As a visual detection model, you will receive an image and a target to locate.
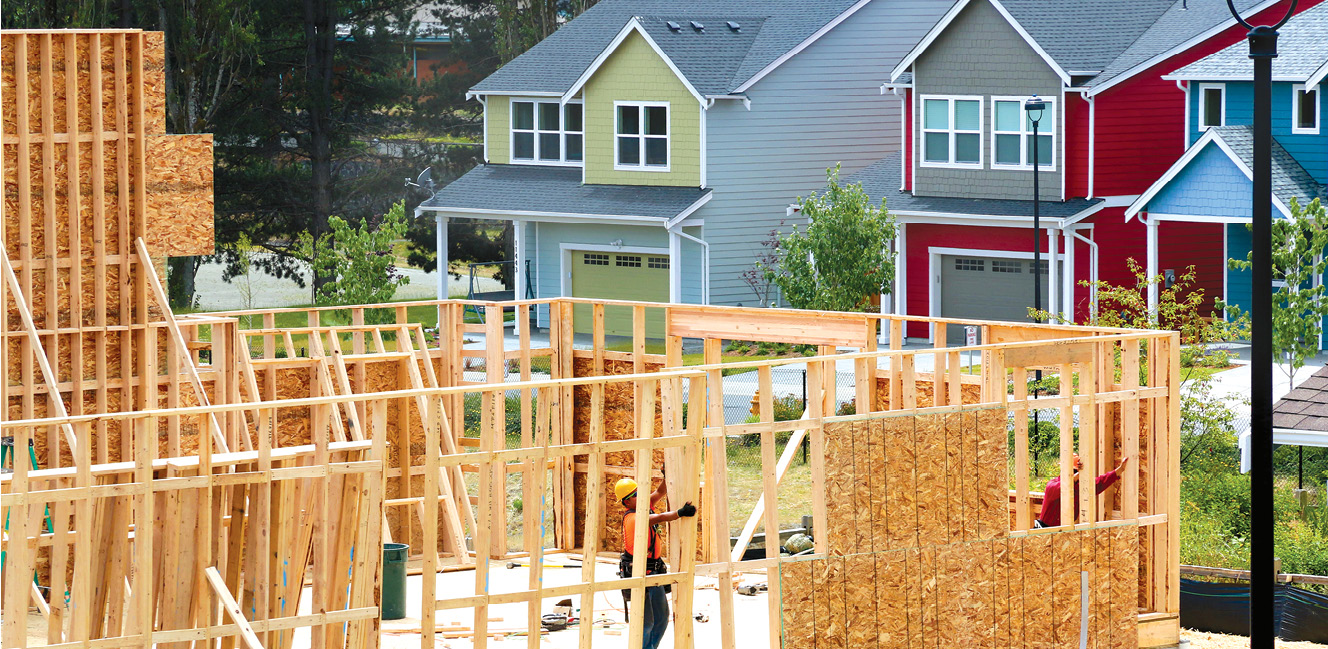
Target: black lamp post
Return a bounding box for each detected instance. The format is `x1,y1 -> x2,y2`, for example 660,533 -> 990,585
1026,96 -> 1047,441
1223,2 -> 1297,647
1026,95 -> 1047,318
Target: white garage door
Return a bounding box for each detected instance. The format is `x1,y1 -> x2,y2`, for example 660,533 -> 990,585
939,255 -> 1056,341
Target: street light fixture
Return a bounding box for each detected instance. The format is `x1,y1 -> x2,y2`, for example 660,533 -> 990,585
1222,2 -> 1298,647
1025,96 -> 1047,319
1026,95 -> 1048,441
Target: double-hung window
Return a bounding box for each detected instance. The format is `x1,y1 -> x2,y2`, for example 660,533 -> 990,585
1293,83 -> 1319,134
511,99 -> 583,164
921,96 -> 982,168
615,101 -> 669,171
991,97 -> 1055,170
1198,83 -> 1225,130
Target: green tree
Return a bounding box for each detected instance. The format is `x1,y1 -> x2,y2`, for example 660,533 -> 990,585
1226,197 -> 1328,385
759,166 -> 896,312
299,200 -> 410,322
212,0 -> 420,301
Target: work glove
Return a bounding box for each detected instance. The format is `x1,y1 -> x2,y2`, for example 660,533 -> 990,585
676,502 -> 697,518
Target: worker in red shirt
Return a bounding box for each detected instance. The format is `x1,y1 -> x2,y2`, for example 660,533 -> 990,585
1036,453 -> 1129,528
614,476 -> 695,649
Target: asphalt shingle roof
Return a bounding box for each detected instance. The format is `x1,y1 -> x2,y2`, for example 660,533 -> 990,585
843,153 -> 1104,219
1207,125 -> 1324,209
1275,365 -> 1328,432
418,164 -> 710,219
1167,1 -> 1328,80
470,0 -> 862,96
1001,0 -> 1175,73
1088,0 -> 1271,88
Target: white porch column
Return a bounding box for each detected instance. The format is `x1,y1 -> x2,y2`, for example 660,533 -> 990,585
1062,229 -> 1076,323
668,229 -> 682,303
1048,229 -> 1059,318
894,223 -> 908,344
436,214 -> 449,300
513,220 -> 525,300
1146,217 -> 1159,315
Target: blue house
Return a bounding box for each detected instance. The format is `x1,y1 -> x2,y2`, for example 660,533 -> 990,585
1126,2 -> 1327,343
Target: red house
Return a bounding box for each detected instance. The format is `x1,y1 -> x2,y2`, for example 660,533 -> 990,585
853,0 -> 1319,339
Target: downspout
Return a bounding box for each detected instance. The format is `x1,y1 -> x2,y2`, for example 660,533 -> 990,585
1079,92 -> 1095,199
1072,229 -> 1099,319
885,85 -> 908,191
670,226 -> 710,305
1176,80 -> 1189,149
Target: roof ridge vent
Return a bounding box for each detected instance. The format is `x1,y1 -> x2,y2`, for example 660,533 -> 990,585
666,20 -> 681,32
726,20 -> 740,32
690,20 -> 704,32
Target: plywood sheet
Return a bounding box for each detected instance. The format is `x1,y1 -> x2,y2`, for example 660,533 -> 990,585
825,420 -> 853,556
876,549 -> 908,649
781,558 -> 816,649
1053,531 -> 1082,649
943,412 -> 964,544
1095,528 -> 1113,649
144,134 -> 214,257
845,552 -> 878,649
885,416 -> 917,549
914,414 -> 946,547
1111,525 -> 1139,649
870,419 -> 888,554
977,408 -> 1008,540
853,422 -> 874,554
1024,533 -> 1054,649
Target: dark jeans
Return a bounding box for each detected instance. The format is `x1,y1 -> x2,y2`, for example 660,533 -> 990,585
641,585 -> 670,649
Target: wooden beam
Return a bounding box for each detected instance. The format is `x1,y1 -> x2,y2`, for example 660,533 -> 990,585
205,566 -> 265,649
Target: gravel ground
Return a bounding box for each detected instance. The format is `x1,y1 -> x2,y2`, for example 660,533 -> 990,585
191,253 -> 502,311
1183,629 -> 1328,648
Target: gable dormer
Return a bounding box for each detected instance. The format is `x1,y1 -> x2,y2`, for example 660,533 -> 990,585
897,0 -> 1067,201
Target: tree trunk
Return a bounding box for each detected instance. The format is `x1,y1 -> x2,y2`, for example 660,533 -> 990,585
305,0 -> 336,303
167,256 -> 197,310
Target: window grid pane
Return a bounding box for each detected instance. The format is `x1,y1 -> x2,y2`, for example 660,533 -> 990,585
564,134 -> 583,161
564,104 -> 583,132
513,102 -> 534,130
954,100 -> 980,131
954,133 -> 980,164
1202,88 -> 1222,127
995,101 -> 1020,131
924,99 -> 948,129
995,134 -> 1021,165
538,133 -> 561,161
513,132 -> 534,160
644,106 -> 668,135
618,136 -> 640,165
924,133 -> 949,163
616,255 -> 642,268
617,105 -> 639,134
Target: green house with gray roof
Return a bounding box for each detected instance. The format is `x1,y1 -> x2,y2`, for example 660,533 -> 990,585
416,0 -> 949,334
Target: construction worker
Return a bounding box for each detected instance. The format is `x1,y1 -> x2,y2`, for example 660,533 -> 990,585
614,476 -> 695,649
1036,453 -> 1129,528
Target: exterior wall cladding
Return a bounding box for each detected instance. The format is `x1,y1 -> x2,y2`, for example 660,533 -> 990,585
702,0 -> 948,307
911,0 -> 1063,201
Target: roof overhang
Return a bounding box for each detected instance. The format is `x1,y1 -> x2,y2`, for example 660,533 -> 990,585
891,200 -> 1107,229
1125,128 -> 1292,222
1240,427 -> 1328,472
889,0 -> 1071,85
561,17 -> 705,106
1058,194 -> 1138,227
1086,0 -> 1284,97
1161,73 -> 1313,82
417,192 -> 712,228
1308,59 -> 1328,91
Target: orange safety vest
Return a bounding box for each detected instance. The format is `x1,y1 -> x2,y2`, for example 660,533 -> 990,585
622,512 -> 662,559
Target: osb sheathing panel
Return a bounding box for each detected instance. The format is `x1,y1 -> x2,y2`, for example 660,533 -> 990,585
145,134 -> 214,256
781,557 -> 815,649
883,416 -> 917,549
845,552 -> 877,649
570,357 -> 670,553
875,375 -> 982,409
1052,531 -> 1082,648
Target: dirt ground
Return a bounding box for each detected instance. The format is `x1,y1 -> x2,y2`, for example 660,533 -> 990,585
1183,628 -> 1328,648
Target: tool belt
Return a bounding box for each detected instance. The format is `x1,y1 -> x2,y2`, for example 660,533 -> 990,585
618,553 -> 671,598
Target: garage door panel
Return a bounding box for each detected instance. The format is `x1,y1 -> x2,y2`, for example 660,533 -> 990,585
570,250 -> 668,337
940,254 -> 1053,342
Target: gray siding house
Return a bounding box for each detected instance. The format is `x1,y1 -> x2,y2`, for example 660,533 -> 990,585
417,0 -> 949,332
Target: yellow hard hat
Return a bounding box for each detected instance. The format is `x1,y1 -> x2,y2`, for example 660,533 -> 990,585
614,478 -> 638,503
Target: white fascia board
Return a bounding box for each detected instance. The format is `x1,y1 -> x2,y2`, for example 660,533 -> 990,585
1058,194 -> 1138,227
1307,59 -> 1328,91
469,90 -> 563,98
890,0 -> 972,82
880,82 -> 913,93
731,0 -> 876,93
665,193 -> 714,229
416,205 -> 684,227
1148,212 -> 1251,224
1272,428 -> 1328,449
561,18 -> 705,106
1125,129 -> 1221,220
1125,128 -> 1293,221
1162,73 -> 1310,82
1087,0 -> 1283,97
893,211 -> 1053,227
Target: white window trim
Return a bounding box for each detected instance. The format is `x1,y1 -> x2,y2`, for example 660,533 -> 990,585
1292,83 -> 1320,135
509,97 -> 584,167
613,100 -> 671,172
989,96 -> 1057,171
1197,83 -> 1225,130
919,94 -> 984,170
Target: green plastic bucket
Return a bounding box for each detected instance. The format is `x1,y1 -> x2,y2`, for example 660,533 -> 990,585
382,543 -> 409,620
